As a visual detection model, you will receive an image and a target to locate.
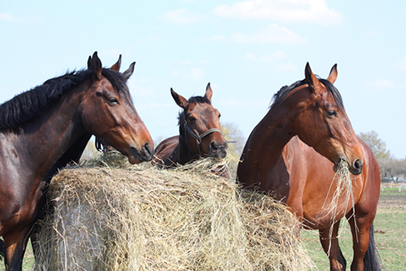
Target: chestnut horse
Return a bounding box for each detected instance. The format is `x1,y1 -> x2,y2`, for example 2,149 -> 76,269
0,52 -> 154,270
153,83 -> 228,168
237,63 -> 381,271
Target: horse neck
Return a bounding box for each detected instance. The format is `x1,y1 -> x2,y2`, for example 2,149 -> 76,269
17,83 -> 89,176
178,125 -> 200,164
245,105 -> 297,167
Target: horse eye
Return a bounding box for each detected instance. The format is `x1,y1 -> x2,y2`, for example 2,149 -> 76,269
109,98 -> 119,105
218,114 -> 221,118
188,116 -> 196,122
327,110 -> 337,117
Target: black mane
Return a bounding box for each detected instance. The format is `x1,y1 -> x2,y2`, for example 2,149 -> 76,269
0,68 -> 128,130
270,77 -> 344,109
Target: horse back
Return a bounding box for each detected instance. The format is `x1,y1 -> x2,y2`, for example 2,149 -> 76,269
153,136 -> 179,167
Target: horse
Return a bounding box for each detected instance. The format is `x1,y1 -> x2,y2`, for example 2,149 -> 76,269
153,83 -> 228,171
237,63 -> 381,271
0,52 -> 154,271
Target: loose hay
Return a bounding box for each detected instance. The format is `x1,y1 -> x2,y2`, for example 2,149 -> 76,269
33,159 -> 313,271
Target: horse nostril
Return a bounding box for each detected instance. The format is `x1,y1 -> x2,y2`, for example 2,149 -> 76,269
142,143 -> 154,161
210,142 -> 218,151
351,159 -> 363,175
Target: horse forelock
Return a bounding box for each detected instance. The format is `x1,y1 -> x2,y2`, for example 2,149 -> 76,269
269,77 -> 344,109
319,78 -> 344,109
0,68 -> 129,130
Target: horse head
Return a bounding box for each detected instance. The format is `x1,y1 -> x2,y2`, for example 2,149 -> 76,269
289,63 -> 363,175
171,83 -> 228,159
81,52 -> 154,164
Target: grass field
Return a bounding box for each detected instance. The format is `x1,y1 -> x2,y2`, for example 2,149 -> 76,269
1,188 -> 405,270
301,188 -> 406,270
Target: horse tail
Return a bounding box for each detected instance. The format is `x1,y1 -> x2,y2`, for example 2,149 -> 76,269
364,223 -> 382,271
0,238 -> 4,258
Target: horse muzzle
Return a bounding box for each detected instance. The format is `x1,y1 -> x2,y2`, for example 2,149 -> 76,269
129,143 -> 154,164
334,157 -> 363,176
208,141 -> 228,159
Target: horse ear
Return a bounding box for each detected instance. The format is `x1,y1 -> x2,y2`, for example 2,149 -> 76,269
305,62 -> 322,93
122,62 -> 135,81
91,52 -> 102,80
171,88 -> 188,108
204,82 -> 213,102
327,64 -> 338,84
110,54 -> 122,72
87,56 -> 92,69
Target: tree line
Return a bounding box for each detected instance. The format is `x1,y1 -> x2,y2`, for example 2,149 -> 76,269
358,131 -> 406,182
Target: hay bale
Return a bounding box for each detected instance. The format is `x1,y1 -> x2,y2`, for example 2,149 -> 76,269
33,160 -> 312,271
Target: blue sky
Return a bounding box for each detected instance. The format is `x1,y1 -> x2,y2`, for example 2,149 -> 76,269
1,0 -> 405,159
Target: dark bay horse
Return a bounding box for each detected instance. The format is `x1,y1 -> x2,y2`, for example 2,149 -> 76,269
237,63 -> 381,271
0,52 -> 154,270
153,83 -> 228,168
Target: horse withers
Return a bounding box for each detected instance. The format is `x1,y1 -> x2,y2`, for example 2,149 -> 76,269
153,83 -> 228,173
0,52 -> 154,270
237,63 -> 381,271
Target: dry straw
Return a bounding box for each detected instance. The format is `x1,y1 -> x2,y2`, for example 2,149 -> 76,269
33,154 -> 313,271
321,160 -> 356,254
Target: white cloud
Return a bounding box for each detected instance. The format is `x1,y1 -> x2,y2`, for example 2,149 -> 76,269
200,24 -> 304,45
245,51 -> 286,62
163,9 -> 203,24
0,13 -> 42,23
127,79 -> 157,98
213,0 -> 343,25
230,23 -> 305,45
275,62 -> 298,72
0,13 -> 14,22
170,67 -> 205,80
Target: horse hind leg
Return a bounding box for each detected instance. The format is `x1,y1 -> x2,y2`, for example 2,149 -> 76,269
319,221 -> 347,271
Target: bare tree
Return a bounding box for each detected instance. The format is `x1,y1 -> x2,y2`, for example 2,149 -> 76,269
358,131 -> 406,181
358,131 -> 390,159
221,122 -> 246,159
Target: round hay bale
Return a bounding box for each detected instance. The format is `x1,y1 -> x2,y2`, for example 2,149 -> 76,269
33,160 -> 313,271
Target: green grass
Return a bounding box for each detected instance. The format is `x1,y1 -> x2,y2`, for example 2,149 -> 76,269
1,190 -> 405,270
301,189 -> 406,270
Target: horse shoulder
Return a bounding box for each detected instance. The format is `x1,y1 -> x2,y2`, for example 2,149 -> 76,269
284,137 -> 337,222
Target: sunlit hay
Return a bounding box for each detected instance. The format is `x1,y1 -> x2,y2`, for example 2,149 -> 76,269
82,150 -> 131,168
33,159 -> 313,271
322,160 -> 356,253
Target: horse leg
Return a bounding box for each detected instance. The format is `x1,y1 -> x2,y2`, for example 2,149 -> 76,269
3,227 -> 31,271
319,221 -> 346,271
347,213 -> 381,271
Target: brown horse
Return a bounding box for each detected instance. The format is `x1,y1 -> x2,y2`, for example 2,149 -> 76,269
153,83 -> 228,168
0,52 -> 154,270
237,63 -> 381,271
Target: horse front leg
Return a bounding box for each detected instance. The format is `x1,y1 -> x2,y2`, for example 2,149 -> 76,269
3,227 -> 31,271
347,213 -> 380,271
319,220 -> 346,271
